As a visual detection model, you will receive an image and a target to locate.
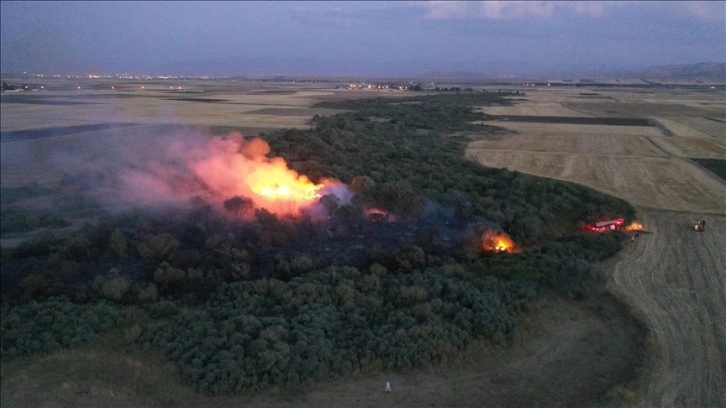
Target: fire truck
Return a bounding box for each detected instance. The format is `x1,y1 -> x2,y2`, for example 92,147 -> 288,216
583,218 -> 625,233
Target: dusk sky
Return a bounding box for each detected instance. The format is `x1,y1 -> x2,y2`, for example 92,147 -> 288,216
1,1 -> 724,77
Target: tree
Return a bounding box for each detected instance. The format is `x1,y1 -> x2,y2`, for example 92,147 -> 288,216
138,233 -> 179,262
224,196 -> 254,218
377,181 -> 422,218
350,176 -> 375,194
319,194 -> 340,218
109,228 -> 127,258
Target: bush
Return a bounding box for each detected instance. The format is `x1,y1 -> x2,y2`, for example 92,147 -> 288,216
1,297 -> 120,357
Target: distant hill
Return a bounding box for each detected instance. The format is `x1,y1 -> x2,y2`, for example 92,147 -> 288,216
413,62 -> 726,82
611,62 -> 726,80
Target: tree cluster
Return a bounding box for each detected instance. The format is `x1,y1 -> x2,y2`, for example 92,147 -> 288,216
139,265 -> 533,393
1,296 -> 120,357
1,91 -> 635,394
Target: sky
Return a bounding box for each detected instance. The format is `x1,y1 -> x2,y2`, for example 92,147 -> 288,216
1,1 -> 724,77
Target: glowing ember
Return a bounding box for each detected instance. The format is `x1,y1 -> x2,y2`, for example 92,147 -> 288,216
625,221 -> 644,232
366,207 -> 388,222
481,231 -> 520,254
366,208 -> 386,216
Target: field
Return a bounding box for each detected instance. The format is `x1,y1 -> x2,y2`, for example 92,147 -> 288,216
610,211 -> 725,407
467,87 -> 726,213
468,85 -> 726,406
0,78 -> 401,135
1,78 -> 724,407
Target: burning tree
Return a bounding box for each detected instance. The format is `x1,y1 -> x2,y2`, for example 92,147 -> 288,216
481,231 -> 520,254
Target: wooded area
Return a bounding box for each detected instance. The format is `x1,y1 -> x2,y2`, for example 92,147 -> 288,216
1,91 -> 635,394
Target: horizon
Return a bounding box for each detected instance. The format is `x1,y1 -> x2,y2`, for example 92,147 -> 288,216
2,1 -> 725,78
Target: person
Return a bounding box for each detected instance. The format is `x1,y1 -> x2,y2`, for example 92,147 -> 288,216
385,381 -> 391,392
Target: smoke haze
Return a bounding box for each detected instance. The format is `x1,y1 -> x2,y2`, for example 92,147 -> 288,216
4,125 -> 350,217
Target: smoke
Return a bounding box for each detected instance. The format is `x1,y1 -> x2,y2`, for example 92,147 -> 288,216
41,126 -> 348,217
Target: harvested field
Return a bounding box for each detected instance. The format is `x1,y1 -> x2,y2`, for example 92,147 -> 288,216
0,82 -> 345,133
468,133 -> 667,157
654,133 -> 726,159
485,114 -> 654,126
466,150 -> 725,213
470,85 -> 726,407
475,91 -> 591,117
652,116 -> 725,140
247,107 -> 348,117
692,159 -> 726,181
609,211 -> 726,407
0,123 -> 139,142
474,120 -> 664,137
564,101 -> 719,118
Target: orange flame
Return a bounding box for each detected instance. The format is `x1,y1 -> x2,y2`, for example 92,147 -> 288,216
366,208 -> 386,216
190,134 -> 329,216
365,207 -> 391,222
481,231 -> 520,254
625,221 -> 644,232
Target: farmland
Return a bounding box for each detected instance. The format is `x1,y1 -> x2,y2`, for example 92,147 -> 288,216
468,85 -> 726,406
1,77 -> 724,407
467,87 -> 725,213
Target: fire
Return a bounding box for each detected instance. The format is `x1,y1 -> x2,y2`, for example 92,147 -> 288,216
481,231 -> 520,254
625,221 -> 644,232
366,207 -> 387,222
189,134 -> 332,216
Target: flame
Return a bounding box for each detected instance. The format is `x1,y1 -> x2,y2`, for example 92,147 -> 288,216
190,134 -> 330,216
625,221 -> 644,232
481,231 -> 520,254
365,207 -> 398,222
366,208 -> 386,216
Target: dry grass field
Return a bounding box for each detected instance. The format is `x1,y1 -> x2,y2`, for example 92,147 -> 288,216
468,85 -> 726,406
467,87 -> 726,213
610,211 -> 726,407
0,79 -> 350,134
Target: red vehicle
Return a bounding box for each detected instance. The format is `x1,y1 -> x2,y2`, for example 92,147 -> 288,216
584,218 -> 625,233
